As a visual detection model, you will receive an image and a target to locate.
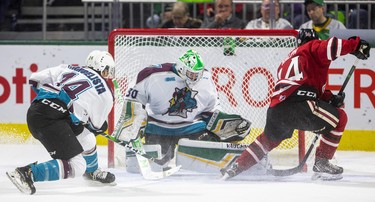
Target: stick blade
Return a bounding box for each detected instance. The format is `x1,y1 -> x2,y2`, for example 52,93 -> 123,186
267,165 -> 303,176
137,153 -> 181,180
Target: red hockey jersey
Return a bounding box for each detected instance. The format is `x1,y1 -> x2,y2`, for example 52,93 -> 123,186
270,37 -> 360,107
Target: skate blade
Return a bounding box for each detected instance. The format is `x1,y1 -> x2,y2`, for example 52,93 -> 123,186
83,177 -> 117,186
6,171 -> 36,195
84,181 -> 117,187
220,173 -> 232,181
312,172 -> 343,181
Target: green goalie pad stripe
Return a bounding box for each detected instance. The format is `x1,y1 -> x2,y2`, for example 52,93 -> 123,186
177,139 -> 247,162
125,150 -> 159,158
125,144 -> 161,158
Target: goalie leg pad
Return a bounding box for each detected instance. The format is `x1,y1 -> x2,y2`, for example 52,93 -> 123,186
125,144 -> 162,173
176,138 -> 270,174
206,110 -> 251,141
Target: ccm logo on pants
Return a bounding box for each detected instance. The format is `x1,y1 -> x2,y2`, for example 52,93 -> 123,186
41,99 -> 67,113
297,90 -> 317,98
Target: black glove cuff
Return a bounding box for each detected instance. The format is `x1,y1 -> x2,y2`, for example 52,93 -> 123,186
85,121 -> 108,135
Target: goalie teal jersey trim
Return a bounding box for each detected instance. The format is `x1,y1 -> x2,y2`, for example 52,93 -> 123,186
145,120 -> 206,136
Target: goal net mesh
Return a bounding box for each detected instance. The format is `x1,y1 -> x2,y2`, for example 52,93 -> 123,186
108,29 -> 315,168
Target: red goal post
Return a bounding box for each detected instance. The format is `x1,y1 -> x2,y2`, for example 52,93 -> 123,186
107,28 -> 310,170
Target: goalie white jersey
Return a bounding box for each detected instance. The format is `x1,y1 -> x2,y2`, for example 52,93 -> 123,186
125,63 -> 221,136
29,64 -> 114,129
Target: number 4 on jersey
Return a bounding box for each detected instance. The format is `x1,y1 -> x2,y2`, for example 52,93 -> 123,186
279,56 -> 303,81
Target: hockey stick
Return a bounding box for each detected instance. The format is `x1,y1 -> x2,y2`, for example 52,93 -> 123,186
338,58 -> 359,95
128,137 -> 181,180
267,59 -> 359,176
101,132 -> 180,180
100,132 -> 173,166
267,133 -> 320,176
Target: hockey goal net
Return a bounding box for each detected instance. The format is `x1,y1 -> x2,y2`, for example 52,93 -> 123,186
107,29 -> 314,170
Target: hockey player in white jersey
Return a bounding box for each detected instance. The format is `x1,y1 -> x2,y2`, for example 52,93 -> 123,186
6,50 -> 115,195
116,49 -> 252,173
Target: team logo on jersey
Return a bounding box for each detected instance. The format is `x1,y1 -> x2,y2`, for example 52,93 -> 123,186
164,87 -> 198,118
279,95 -> 286,102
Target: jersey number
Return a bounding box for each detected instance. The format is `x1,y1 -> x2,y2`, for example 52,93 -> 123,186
59,72 -> 91,100
125,88 -> 138,99
279,56 -> 303,81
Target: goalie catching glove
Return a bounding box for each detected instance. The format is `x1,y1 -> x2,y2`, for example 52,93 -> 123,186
206,110 -> 251,142
113,100 -> 148,142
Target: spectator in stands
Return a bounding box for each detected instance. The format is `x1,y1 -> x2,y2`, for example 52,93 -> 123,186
299,0 -> 346,40
348,9 -> 368,29
161,2 -> 202,28
201,0 -> 246,29
160,3 -> 173,26
245,0 -> 293,29
283,3 -> 311,29
196,2 -> 244,20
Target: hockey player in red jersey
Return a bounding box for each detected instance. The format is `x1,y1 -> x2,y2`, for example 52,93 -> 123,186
221,29 -> 371,181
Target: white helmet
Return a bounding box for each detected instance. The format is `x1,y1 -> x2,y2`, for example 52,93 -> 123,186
86,50 -> 115,79
177,49 -> 205,87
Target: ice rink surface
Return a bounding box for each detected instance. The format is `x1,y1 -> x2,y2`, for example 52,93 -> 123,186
1,143 -> 375,202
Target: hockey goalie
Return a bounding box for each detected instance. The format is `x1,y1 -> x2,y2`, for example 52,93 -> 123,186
113,49 -> 269,174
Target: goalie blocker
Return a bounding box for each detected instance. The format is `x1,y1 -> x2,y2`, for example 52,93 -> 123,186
206,110 -> 251,142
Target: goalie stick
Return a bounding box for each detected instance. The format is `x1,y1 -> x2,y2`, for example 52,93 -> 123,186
108,79 -> 181,180
267,59 -> 359,176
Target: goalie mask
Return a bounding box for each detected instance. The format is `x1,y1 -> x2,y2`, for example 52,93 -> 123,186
86,50 -> 115,79
178,49 -> 205,87
297,28 -> 319,47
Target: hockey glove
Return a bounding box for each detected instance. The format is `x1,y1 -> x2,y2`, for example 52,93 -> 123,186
206,110 -> 252,142
329,92 -> 345,108
85,121 -> 108,136
349,36 -> 370,60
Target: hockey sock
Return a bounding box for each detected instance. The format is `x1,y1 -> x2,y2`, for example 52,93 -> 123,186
82,147 -> 98,173
236,133 -> 281,171
316,109 -> 347,159
31,159 -> 71,181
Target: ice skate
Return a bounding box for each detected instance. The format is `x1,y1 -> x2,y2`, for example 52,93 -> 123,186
6,164 -> 36,195
220,162 -> 242,180
83,169 -> 116,185
312,157 -> 343,181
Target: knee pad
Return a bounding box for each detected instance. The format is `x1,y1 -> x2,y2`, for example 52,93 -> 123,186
69,154 -> 86,178
76,129 -> 97,151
